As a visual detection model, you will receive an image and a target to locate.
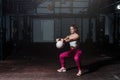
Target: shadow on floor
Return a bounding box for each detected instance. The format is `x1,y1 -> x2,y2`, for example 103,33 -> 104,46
67,57 -> 120,76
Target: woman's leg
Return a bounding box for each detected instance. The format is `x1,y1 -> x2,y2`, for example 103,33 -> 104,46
74,49 -> 82,76
57,50 -> 73,72
59,51 -> 71,68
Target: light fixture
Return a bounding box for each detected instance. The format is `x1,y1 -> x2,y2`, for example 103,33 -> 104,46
117,4 -> 120,10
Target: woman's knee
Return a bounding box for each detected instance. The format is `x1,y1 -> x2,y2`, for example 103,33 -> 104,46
59,53 -> 63,59
76,49 -> 82,55
74,56 -> 79,62
59,52 -> 68,59
74,50 -> 82,61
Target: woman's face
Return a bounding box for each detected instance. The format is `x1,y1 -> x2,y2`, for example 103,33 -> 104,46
70,26 -> 76,34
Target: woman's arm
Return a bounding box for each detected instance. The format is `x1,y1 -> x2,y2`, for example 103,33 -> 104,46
64,34 -> 79,42
56,35 -> 69,42
64,36 -> 69,41
56,34 -> 79,43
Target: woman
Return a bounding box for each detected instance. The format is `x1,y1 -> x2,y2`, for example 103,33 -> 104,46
56,25 -> 82,76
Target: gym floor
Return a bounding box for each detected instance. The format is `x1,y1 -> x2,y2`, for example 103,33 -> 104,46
0,43 -> 120,80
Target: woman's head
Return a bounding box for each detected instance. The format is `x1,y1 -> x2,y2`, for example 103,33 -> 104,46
70,25 -> 79,34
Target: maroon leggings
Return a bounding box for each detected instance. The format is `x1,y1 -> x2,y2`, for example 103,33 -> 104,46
59,48 -> 82,70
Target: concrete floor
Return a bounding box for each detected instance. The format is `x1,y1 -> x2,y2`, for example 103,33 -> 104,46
0,43 -> 120,80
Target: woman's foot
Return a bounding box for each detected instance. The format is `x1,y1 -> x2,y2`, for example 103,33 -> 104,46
57,67 -> 66,72
76,70 -> 82,76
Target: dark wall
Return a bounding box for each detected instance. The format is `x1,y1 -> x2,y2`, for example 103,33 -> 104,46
0,0 -> 120,60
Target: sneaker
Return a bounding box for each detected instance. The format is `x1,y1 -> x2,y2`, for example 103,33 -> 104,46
57,68 -> 66,72
76,70 -> 82,76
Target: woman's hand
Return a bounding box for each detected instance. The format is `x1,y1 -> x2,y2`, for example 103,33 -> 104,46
56,38 -> 60,42
63,36 -> 70,42
64,34 -> 79,42
56,38 -> 64,42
